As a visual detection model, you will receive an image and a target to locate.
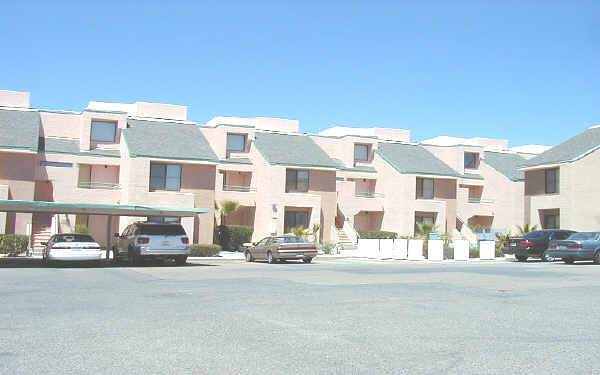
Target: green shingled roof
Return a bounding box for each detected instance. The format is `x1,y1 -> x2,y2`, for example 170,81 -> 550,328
484,151 -> 526,181
376,142 -> 460,177
254,132 -> 339,168
0,109 -> 40,151
123,119 -> 218,162
42,137 -> 120,158
525,127 -> 600,168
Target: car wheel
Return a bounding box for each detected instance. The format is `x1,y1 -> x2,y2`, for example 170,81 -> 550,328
303,258 -> 312,264
593,251 -> 600,265
267,251 -> 276,264
516,255 -> 527,262
175,255 -> 187,266
245,251 -> 254,262
542,252 -> 554,262
564,258 -> 574,264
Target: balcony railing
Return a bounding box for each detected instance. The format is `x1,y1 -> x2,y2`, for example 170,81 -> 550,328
355,192 -> 385,198
77,181 -> 120,190
223,184 -> 257,192
468,198 -> 494,204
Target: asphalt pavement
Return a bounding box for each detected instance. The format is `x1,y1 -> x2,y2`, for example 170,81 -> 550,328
1,258 -> 600,374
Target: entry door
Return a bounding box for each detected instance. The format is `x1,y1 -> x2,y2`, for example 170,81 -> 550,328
284,210 -> 309,233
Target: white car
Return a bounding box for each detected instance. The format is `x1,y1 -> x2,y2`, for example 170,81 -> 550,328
43,233 -> 105,265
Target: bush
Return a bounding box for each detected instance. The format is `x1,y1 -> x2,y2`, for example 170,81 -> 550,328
358,230 -> 397,239
443,245 -> 454,260
318,242 -> 336,254
495,245 -> 504,258
0,234 -> 29,256
469,247 -> 480,258
217,225 -> 253,252
189,244 -> 222,257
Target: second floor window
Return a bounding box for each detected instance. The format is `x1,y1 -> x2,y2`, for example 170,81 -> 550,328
545,168 -> 559,194
286,169 -> 309,192
464,152 -> 479,169
354,144 -> 369,162
416,178 -> 434,199
91,120 -> 117,142
150,164 -> 182,191
227,134 -> 246,152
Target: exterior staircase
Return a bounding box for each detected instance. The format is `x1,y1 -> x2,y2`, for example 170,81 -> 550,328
336,227 -> 358,250
30,215 -> 53,258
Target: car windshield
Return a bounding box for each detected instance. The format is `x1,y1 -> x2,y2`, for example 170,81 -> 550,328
53,234 -> 95,242
524,231 -> 544,240
273,236 -> 305,244
139,224 -> 186,235
567,232 -> 599,241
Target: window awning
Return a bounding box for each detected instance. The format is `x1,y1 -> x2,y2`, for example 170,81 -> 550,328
0,200 -> 208,217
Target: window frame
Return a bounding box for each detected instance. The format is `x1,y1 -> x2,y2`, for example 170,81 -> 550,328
545,168 -> 559,194
416,177 -> 434,199
285,169 -> 310,193
354,143 -> 370,163
464,152 -> 480,170
150,163 -> 182,192
284,210 -> 310,233
544,213 -> 560,229
226,133 -> 247,153
90,120 -> 117,143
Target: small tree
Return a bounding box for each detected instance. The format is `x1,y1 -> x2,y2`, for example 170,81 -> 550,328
292,226 -> 308,237
311,223 -> 320,243
415,222 -> 439,258
216,200 -> 240,226
517,224 -> 538,236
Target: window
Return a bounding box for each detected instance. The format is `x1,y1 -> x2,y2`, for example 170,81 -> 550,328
147,216 -> 181,224
150,164 -> 182,191
415,214 -> 435,233
544,213 -> 559,229
354,144 -> 369,162
40,161 -> 73,168
91,120 -> 117,142
545,168 -> 559,194
284,210 -> 309,233
464,152 -> 479,169
416,178 -> 434,199
226,134 -> 246,152
286,169 -> 309,192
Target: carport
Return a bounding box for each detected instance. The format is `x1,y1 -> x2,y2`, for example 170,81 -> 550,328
0,200 -> 208,253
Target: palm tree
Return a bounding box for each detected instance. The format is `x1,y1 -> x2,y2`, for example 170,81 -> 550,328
311,223 -> 320,243
292,226 -> 308,237
517,224 -> 538,236
216,200 -> 240,226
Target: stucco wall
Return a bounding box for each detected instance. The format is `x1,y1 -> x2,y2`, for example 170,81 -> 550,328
0,152 -> 36,234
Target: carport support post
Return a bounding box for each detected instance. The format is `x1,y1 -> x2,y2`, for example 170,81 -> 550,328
106,215 -> 114,260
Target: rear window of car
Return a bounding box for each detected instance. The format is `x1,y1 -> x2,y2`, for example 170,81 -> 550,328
273,236 -> 305,244
568,232 -> 599,241
53,234 -> 95,242
138,224 -> 186,235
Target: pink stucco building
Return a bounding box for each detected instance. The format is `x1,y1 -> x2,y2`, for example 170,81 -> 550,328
0,89 -> 543,250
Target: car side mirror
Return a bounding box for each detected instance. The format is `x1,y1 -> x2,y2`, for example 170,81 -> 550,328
243,242 -> 254,247
41,242 -> 47,246
114,233 -> 120,238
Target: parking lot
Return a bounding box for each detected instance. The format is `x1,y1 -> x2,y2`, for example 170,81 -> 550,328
2,258 -> 600,374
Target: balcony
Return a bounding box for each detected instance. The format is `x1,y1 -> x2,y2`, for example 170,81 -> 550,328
223,184 -> 257,192
77,181 -> 120,190
355,192 -> 385,199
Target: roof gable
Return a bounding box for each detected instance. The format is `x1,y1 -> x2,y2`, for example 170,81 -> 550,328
377,143 -> 460,177
123,119 -> 218,162
525,127 -> 600,168
0,109 -> 40,151
483,151 -> 526,181
254,132 -> 339,169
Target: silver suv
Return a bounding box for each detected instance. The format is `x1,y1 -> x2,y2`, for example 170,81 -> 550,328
113,222 -> 190,266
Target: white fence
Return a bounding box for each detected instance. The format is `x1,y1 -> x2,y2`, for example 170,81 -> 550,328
355,239 -> 500,262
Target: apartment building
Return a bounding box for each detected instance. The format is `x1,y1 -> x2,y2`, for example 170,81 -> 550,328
522,126 -> 600,231
1,89 -> 543,248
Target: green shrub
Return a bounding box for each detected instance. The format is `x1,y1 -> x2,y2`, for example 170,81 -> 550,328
358,230 -> 397,239
318,242 -> 336,254
0,234 -> 29,256
443,245 -> 454,260
495,245 -> 504,258
190,244 -> 222,257
469,247 -> 480,258
217,225 -> 253,251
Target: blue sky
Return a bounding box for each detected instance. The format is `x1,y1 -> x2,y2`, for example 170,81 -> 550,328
2,1 -> 599,147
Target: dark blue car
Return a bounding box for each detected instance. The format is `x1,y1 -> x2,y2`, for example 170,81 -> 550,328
547,232 -> 600,264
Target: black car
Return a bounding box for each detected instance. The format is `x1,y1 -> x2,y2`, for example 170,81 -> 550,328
503,229 -> 576,262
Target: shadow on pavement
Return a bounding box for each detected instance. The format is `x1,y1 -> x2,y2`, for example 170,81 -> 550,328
0,257 -> 218,269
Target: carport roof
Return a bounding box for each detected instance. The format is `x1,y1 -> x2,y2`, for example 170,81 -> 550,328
0,200 -> 208,216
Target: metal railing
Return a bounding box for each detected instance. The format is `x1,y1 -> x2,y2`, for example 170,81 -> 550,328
355,192 -> 385,198
77,181 -> 120,190
468,198 -> 494,204
223,184 -> 257,192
